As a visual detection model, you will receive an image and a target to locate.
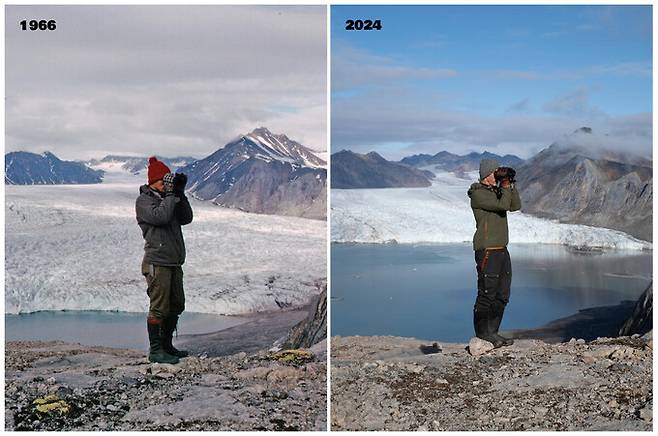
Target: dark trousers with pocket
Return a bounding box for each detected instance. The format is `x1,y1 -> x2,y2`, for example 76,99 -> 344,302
474,247 -> 512,316
141,260 -> 185,320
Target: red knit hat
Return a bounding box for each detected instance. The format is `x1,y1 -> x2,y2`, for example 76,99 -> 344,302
147,156 -> 171,185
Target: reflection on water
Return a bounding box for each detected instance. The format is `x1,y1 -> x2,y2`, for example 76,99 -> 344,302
331,243 -> 651,342
5,311 -> 247,350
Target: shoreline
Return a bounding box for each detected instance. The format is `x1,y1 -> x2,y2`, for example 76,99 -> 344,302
331,299 -> 641,346
6,304 -> 312,357
330,240 -> 652,251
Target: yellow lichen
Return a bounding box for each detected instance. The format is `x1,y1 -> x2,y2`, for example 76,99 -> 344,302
270,349 -> 314,364
33,394 -> 70,415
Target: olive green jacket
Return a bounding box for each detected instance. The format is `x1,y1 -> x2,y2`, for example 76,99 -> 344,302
467,183 -> 522,251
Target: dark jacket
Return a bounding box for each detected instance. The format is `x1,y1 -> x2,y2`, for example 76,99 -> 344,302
136,185 -> 193,266
467,183 -> 521,251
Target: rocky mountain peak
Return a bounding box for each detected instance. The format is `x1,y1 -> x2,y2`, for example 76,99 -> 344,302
42,151 -> 58,160
364,151 -> 386,161
180,128 -> 326,219
238,127 -> 325,169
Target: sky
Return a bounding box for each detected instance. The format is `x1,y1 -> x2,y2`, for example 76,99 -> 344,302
331,5 -> 652,160
6,5 -> 327,160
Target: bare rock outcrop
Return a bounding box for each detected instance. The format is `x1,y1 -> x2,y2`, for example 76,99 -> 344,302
619,283 -> 652,336
279,286 -> 327,350
331,335 -> 652,431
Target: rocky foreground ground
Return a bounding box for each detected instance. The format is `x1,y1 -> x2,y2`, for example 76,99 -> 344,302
6,288 -> 329,431
331,334 -> 653,431
6,339 -> 326,431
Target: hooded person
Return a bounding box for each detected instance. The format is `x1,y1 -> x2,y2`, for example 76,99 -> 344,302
135,157 -> 193,364
467,158 -> 521,348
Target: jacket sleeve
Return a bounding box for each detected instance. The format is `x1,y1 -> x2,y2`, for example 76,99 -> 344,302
136,194 -> 179,226
470,187 -> 513,212
510,187 -> 522,212
176,195 -> 194,225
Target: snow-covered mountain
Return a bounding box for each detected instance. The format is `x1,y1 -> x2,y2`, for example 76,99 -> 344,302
331,169 -> 650,250
400,150 -> 523,175
87,155 -> 196,175
516,128 -> 652,242
5,151 -> 104,185
331,150 -> 434,189
181,127 -> 326,220
236,127 -> 325,169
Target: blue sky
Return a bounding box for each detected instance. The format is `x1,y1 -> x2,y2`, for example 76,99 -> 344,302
332,5 -> 652,159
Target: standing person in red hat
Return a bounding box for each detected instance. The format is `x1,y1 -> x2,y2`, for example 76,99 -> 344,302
135,157 -> 193,364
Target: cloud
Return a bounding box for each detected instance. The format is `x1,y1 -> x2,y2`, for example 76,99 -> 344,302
332,86 -> 651,160
492,62 -> 651,81
542,87 -> 594,114
541,30 -> 568,38
507,98 -> 530,112
332,44 -> 457,92
495,70 -> 543,80
554,120 -> 653,160
587,62 -> 652,77
5,5 -> 327,159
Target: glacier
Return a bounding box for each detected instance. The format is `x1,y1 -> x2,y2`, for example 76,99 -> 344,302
6,168 -> 326,314
331,170 -> 651,250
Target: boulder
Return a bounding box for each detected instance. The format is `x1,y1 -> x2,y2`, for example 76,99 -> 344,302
468,337 -> 494,357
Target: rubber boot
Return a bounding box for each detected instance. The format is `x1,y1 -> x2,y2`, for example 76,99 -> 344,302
147,319 -> 180,364
474,309 -> 504,348
489,306 -> 514,347
162,316 -> 189,358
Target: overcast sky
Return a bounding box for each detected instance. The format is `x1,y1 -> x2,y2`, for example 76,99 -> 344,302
332,5 -> 652,160
6,5 -> 326,160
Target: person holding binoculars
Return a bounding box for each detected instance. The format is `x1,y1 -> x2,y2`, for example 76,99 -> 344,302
467,159 -> 522,348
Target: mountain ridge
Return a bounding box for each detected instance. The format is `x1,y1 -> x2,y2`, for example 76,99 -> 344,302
400,150 -> 524,174
87,155 -> 197,175
6,151 -> 104,185
331,150 -> 434,189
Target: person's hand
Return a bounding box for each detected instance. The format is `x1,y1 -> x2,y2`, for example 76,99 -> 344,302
173,173 -> 188,196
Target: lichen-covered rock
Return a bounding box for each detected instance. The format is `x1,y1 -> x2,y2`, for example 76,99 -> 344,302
269,349 -> 315,365
33,394 -> 70,415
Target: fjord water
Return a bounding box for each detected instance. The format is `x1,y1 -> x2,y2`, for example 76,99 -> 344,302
331,243 -> 651,342
5,311 -> 247,350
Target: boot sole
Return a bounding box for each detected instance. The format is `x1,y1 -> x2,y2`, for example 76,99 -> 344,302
148,356 -> 180,364
476,335 -> 504,349
165,350 -> 189,358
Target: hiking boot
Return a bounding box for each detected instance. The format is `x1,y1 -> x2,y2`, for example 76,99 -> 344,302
147,319 -> 180,364
474,309 -> 504,348
163,316 -> 189,358
489,309 -> 514,347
